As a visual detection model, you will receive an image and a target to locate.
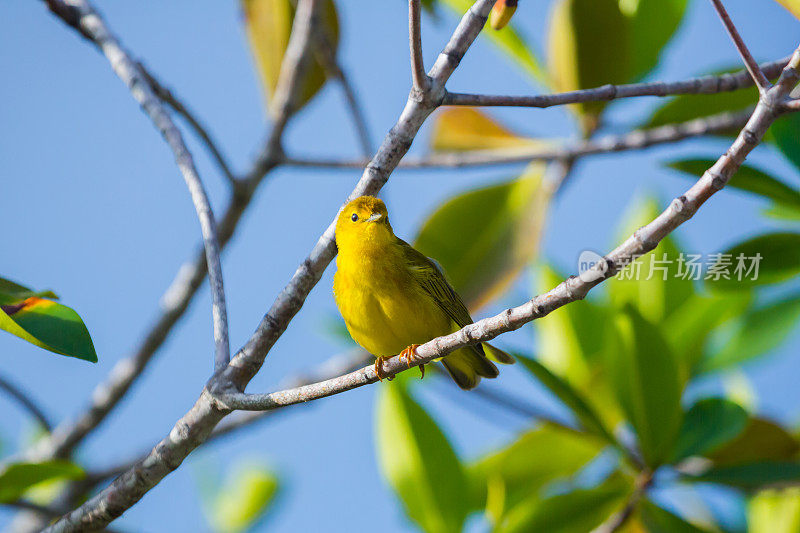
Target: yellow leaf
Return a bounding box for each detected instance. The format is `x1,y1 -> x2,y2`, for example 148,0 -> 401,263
774,0 -> 800,19
429,108 -> 540,152
241,0 -> 338,116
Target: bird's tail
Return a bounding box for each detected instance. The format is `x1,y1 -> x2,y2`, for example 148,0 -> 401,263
441,348 -> 499,390
484,342 -> 516,365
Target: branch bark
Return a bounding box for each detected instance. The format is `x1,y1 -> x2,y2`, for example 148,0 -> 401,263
409,0 -> 428,91
443,57 -> 787,108
709,0 -> 771,92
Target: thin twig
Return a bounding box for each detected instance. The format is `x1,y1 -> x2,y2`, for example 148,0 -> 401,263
282,108 -> 753,169
0,373 -> 53,431
708,0 -> 771,92
38,0 -> 230,374
312,26 -> 372,156
138,63 -> 238,187
443,56 -> 787,108
409,0 -> 428,91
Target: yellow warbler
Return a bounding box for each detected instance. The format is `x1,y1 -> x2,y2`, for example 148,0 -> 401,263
333,196 -> 514,390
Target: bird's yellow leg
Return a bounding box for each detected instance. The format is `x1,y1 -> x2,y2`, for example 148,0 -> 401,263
374,356 -> 389,381
399,344 -> 421,368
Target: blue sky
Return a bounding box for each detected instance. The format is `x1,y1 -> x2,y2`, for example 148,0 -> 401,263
2,0 -> 799,531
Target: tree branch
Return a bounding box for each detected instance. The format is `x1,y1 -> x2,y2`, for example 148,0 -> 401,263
591,471 -> 654,533
708,0 -> 770,92
39,0 -> 230,374
282,108 -> 753,169
409,0 -> 428,91
443,57 -> 788,108
0,373 -> 53,431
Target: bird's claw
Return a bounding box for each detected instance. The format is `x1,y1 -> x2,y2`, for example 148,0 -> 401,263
399,344 -> 422,368
374,356 -> 389,382
418,364 -> 425,380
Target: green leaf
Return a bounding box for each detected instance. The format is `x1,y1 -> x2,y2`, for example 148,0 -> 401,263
709,418 -> 800,466
468,424 -> 606,520
414,166 -> 552,310
547,0 -> 631,132
769,112 -> 800,177
705,233 -> 800,291
700,293 -> 800,373
440,0 -> 548,84
667,160 -> 800,211
643,67 -> 758,129
763,203 -> 800,221
663,291 -> 751,376
376,381 -> 468,533
691,461 -> 800,491
0,278 -> 96,363
622,0 -> 689,81
608,306 -> 683,467
207,461 -> 279,533
241,0 -> 338,115
495,474 -> 631,533
516,354 -> 614,443
640,499 -> 713,532
0,460 -> 84,503
608,197 -> 694,325
672,398 -> 749,461
748,488 -> 800,533
429,108 -> 544,152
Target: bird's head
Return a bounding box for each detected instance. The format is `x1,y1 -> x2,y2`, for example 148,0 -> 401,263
335,196 -> 393,250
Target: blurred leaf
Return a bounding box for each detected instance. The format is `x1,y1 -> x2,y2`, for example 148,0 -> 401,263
241,0 -> 338,115
516,353 -> 614,443
469,424 -> 605,520
643,67 -> 758,129
0,460 -> 84,503
495,474 -> 631,533
769,113 -> 800,176
429,108 -> 541,152
705,232 -> 800,291
441,0 -> 548,84
667,160 -> 800,211
414,166 -> 551,310
640,499 -> 713,532
0,278 -> 96,363
622,0 -> 689,81
547,0 -> 631,132
376,381 -> 468,533
700,293 -> 800,373
608,306 -> 683,467
691,461 -> 800,491
709,418 -> 800,466
672,398 -> 749,462
748,487 -> 800,533
763,203 -> 800,221
774,0 -> 800,18
207,461 -> 279,533
664,291 -> 751,375
608,197 -> 694,324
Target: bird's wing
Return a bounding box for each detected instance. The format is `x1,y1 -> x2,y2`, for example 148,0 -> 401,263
396,238 -> 475,329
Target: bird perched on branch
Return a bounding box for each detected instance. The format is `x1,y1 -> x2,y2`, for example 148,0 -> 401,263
333,196 -> 514,390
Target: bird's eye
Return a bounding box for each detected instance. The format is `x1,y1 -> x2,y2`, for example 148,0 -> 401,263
351,213 -> 358,222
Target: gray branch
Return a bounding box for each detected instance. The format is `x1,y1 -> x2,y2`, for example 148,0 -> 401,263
283,107 -> 753,169
39,0 -> 230,374
709,0 -> 771,91
443,56 -> 787,108
0,373 -> 52,431
409,0 -> 429,91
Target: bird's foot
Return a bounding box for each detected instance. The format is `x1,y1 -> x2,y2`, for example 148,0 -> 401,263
418,364 -> 425,380
374,356 -> 390,381
399,344 -> 421,368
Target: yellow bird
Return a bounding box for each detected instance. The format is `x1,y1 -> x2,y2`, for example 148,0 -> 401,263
333,196 -> 514,390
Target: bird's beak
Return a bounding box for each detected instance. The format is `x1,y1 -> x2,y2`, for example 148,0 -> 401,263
366,213 -> 383,223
